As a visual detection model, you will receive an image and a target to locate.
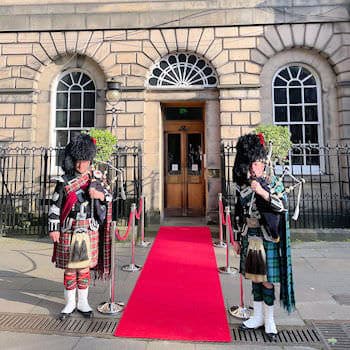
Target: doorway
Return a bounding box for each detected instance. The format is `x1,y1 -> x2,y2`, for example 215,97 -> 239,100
163,105 -> 205,216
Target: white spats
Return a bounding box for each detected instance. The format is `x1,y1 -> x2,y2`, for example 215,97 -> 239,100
242,301 -> 264,329
264,304 -> 278,335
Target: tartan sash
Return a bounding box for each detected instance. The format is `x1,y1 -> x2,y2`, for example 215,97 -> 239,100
61,173 -> 90,224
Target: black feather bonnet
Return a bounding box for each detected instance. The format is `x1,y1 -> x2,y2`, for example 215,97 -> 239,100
62,133 -> 96,174
232,133 -> 267,186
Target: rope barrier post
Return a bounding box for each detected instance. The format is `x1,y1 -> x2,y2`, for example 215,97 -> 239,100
98,220 -> 124,314
137,195 -> 151,248
122,203 -> 142,272
213,193 -> 227,248
218,206 -> 237,275
228,273 -> 251,320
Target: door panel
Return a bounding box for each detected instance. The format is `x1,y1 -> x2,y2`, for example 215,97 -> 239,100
164,120 -> 204,216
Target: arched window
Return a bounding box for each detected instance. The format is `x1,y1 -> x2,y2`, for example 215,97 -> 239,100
273,65 -> 323,168
54,70 -> 96,147
147,53 -> 217,88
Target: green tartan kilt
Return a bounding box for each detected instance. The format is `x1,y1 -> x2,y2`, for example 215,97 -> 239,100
240,228 -> 280,283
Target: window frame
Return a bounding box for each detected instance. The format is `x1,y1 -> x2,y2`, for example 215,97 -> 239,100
50,69 -> 97,173
272,64 -> 325,175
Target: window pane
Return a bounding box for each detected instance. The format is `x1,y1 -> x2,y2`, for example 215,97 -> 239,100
70,92 -> 81,109
83,111 -> 94,127
305,105 -> 318,121
274,106 -> 287,122
56,111 -> 67,127
56,93 -> 68,109
179,53 -> 186,62
168,55 -> 176,64
304,87 -> 317,103
160,60 -> 168,69
291,147 -> 303,165
188,55 -> 196,64
290,106 -> 302,121
289,80 -> 301,86
84,81 -> 95,90
290,124 -> 303,143
80,74 -> 91,86
71,85 -> 81,91
279,68 -> 290,81
57,81 -> 68,91
208,77 -> 217,85
305,124 -> 318,144
289,66 -> 300,78
197,60 -> 205,69
69,111 -> 81,127
274,77 -> 287,86
299,67 -> 311,80
289,88 -> 301,104
84,92 -> 95,108
204,67 -> 212,75
61,74 -> 72,85
149,78 -> 157,86
69,130 -> 83,142
187,134 -> 202,176
71,71 -> 81,83
56,130 -> 68,147
306,148 -> 320,165
274,88 -> 287,104
165,107 -> 202,120
167,134 -> 181,175
303,76 -> 316,85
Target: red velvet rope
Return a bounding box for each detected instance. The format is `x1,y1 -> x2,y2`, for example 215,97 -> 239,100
218,199 -> 226,225
135,197 -> 143,220
218,198 -> 240,253
115,197 -> 143,241
115,210 -> 134,241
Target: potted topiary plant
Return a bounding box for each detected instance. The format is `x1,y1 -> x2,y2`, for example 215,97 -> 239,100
86,128 -> 117,163
255,124 -> 292,164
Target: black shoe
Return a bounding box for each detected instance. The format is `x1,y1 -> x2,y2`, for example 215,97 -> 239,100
77,309 -> 94,318
59,309 -> 75,321
265,332 -> 278,341
239,323 -> 264,331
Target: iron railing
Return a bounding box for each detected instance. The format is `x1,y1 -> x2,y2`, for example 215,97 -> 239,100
0,145 -> 142,236
221,144 -> 350,229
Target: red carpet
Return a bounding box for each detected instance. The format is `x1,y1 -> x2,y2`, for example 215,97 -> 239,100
114,226 -> 231,342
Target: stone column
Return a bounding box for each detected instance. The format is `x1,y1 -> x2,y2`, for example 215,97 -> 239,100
143,100 -> 162,223
205,99 -> 221,223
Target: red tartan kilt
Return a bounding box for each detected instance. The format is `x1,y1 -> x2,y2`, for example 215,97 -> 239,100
53,220 -> 99,269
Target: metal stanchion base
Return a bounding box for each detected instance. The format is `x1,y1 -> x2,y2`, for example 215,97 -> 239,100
137,240 -> 151,248
121,263 -> 142,272
213,240 -> 227,248
218,266 -> 238,275
228,305 -> 251,320
97,301 -> 125,314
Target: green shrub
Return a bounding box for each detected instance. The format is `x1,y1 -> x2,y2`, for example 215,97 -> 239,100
86,128 -> 117,162
255,124 -> 292,162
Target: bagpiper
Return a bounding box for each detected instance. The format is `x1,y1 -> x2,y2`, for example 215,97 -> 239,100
48,133 -> 112,320
233,133 -> 295,341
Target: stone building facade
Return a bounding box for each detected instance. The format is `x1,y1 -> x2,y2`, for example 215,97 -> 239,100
0,1 -> 349,222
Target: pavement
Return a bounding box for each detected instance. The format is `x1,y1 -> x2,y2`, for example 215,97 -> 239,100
0,221 -> 350,349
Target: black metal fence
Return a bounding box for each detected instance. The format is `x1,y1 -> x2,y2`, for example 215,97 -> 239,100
0,145 -> 142,236
221,144 -> 350,229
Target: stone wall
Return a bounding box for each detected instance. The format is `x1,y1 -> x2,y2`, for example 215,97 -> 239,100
0,21 -> 349,146
0,1 -> 349,31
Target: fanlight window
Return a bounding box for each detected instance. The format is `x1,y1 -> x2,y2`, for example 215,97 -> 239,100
55,71 -> 96,148
147,53 -> 217,88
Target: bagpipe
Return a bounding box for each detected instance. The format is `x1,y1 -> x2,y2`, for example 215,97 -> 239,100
238,141 -> 305,242
263,141 -> 305,221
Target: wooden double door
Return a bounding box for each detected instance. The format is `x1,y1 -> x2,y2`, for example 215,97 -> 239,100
164,119 -> 205,216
